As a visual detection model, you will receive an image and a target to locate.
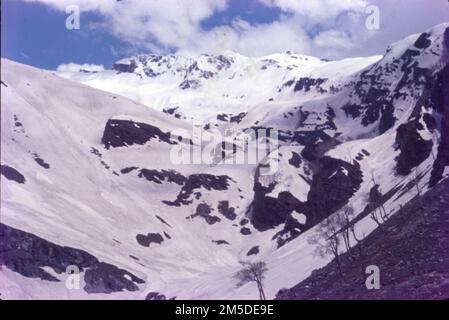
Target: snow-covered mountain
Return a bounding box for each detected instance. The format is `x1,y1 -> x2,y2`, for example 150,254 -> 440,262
1,23 -> 448,299
56,50 -> 379,123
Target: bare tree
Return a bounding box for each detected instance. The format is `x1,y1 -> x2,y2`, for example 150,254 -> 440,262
235,261 -> 268,300
336,205 -> 356,254
368,172 -> 388,224
349,224 -> 367,281
308,214 -> 343,276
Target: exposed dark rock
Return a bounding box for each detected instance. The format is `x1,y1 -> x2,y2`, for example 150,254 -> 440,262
163,174 -> 233,206
246,246 -> 259,256
13,115 -> 24,132
179,80 -> 200,90
84,262 -> 145,294
190,203 -> 221,225
239,219 -> 249,226
305,156 -> 363,226
240,227 -> 251,235
101,119 -> 174,149
361,149 -> 371,156
288,151 -> 302,168
395,120 -> 433,175
155,215 -> 172,228
212,240 -> 230,245
138,169 -> 186,185
251,155 -> 362,245
0,223 -> 95,281
216,112 -> 247,124
300,132 -> 339,163
272,215 -> 304,248
414,32 -> 431,49
145,292 -> 167,300
422,113 -> 436,131
294,77 -> 327,93
430,64 -> 449,186
0,223 -> 144,293
32,154 -> 50,169
113,60 -> 137,73
0,165 -> 25,184
163,107 -> 182,119
136,233 -> 164,247
120,167 -> 139,174
217,201 -> 237,220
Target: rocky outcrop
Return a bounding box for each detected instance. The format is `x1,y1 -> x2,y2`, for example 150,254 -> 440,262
84,262 -> 145,294
136,233 -> 164,247
429,64 -> 449,186
305,157 -> 363,225
212,240 -> 230,245
217,200 -> 237,221
179,79 -> 200,90
251,156 -> 362,246
246,246 -> 259,256
101,119 -> 174,149
293,77 -> 327,93
113,60 -> 137,73
190,203 -> 221,225
0,165 -> 25,184
163,174 -> 233,206
138,169 -> 186,185
395,120 -> 433,175
0,223 -> 144,293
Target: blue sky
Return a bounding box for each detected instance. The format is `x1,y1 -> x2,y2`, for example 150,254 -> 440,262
2,0 -> 448,70
2,0 -> 141,69
1,0 -> 284,69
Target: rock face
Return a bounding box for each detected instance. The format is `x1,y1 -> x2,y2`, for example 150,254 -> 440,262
395,120 -> 433,175
430,64 -> 449,186
293,77 -> 327,93
113,60 -> 137,73
305,157 -> 363,224
163,174 -> 233,206
217,200 -> 237,221
190,203 -> 221,225
138,169 -> 186,185
84,262 -> 145,294
0,223 -> 144,293
251,179 -> 303,232
251,156 -> 363,246
136,233 -> 164,247
145,292 -> 167,300
0,165 -> 25,184
246,246 -> 259,256
101,119 -> 174,149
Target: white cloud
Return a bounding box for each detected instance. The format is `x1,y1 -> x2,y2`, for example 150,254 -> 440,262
24,0 -> 449,59
260,0 -> 367,23
56,63 -> 104,72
